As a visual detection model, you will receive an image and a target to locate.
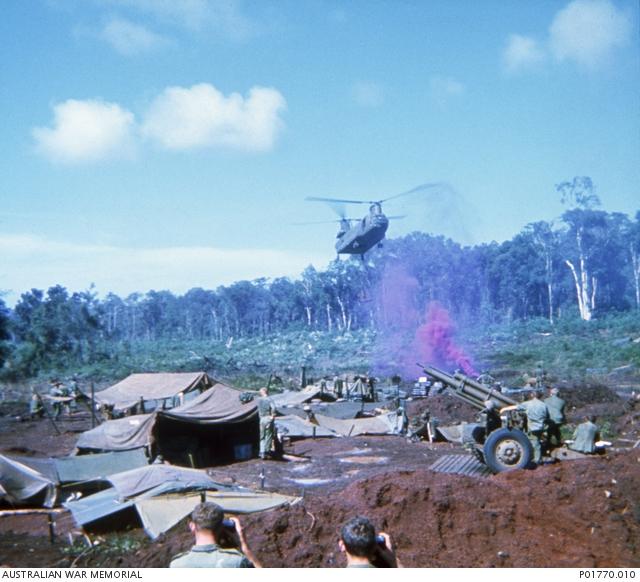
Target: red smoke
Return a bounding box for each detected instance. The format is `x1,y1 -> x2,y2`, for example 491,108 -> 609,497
412,302 -> 477,376
373,264 -> 476,378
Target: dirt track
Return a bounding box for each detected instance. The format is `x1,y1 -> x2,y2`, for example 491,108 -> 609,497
1,387 -> 639,568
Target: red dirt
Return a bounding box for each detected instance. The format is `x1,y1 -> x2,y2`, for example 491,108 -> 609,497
1,388 -> 639,568
42,450 -> 640,568
406,394 -> 478,424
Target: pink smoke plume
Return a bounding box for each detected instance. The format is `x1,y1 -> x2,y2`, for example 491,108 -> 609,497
372,263 -> 477,378
412,302 -> 477,376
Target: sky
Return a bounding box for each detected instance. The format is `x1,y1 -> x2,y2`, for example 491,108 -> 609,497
1,0 -> 638,305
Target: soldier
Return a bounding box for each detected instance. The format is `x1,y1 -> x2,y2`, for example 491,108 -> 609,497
570,415 -> 601,454
544,387 -> 566,446
49,381 -> 64,419
476,371 -> 495,386
502,389 -> 549,464
480,399 -> 501,437
407,409 -> 432,442
68,376 -> 81,413
367,375 -> 377,402
393,401 -> 408,435
339,516 -> 399,568
170,502 -> 260,568
28,387 -> 44,420
257,387 -> 277,459
333,375 -> 344,399
101,403 -> 115,421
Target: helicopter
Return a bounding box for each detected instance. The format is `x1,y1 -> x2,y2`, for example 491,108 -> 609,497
303,183 -> 441,259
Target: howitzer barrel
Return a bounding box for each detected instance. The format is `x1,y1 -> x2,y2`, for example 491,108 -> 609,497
453,373 -> 516,408
419,365 -> 516,410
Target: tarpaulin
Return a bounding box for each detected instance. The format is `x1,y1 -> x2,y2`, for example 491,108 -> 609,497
159,382 -> 257,424
93,372 -> 213,410
272,386 -> 322,408
8,449 -> 149,484
106,464 -> 225,499
76,414 -> 155,452
313,412 -> 398,436
135,490 -> 299,539
65,472 -> 300,539
55,449 -> 149,483
275,415 -> 336,438
0,454 -> 57,507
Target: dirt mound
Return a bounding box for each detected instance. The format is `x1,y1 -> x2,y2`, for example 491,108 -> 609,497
107,451 -> 640,568
615,403 -> 640,441
406,395 -> 477,424
561,384 -> 622,409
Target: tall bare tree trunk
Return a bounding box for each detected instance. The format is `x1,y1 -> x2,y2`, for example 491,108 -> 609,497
564,228 -> 595,321
631,245 -> 640,309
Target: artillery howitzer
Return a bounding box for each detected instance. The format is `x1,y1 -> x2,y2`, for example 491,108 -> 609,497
418,364 -> 534,473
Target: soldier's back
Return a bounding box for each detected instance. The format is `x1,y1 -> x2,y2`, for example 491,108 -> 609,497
544,395 -> 565,423
170,544 -> 253,568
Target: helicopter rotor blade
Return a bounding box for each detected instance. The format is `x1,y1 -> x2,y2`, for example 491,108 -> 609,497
305,196 -> 368,205
375,182 -> 444,204
291,218 -> 352,226
386,214 -> 407,220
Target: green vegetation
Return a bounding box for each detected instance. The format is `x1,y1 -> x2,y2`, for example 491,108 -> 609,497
1,179 -> 638,387
2,313 -> 637,394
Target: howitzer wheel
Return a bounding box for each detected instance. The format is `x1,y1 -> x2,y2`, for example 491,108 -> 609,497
483,428 -> 533,473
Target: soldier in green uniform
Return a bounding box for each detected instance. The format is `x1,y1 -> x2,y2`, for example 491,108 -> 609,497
339,516 -> 399,568
68,376 -> 81,413
28,387 -> 44,420
570,415 -> 600,454
544,387 -> 566,446
502,389 -> 549,464
49,381 -> 64,419
170,502 -> 260,568
257,387 -> 277,459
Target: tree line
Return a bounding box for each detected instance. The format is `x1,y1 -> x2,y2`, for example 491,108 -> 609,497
1,177 -> 639,379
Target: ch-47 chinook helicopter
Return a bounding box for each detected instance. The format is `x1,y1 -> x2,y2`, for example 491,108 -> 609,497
303,183 -> 441,259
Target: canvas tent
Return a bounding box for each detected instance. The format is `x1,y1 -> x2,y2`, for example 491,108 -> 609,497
77,382 -> 259,466
0,450 -> 148,508
93,372 -> 213,411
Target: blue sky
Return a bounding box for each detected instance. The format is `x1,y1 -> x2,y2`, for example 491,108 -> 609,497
1,0 -> 638,304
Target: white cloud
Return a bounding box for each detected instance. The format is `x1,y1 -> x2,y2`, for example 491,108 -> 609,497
351,81 -> 384,108
429,76 -> 465,107
32,83 -> 286,162
0,234 -> 327,305
101,16 -> 169,55
504,0 -> 632,74
142,83 -> 286,151
32,99 -> 136,163
100,0 -> 255,40
549,0 -> 632,68
503,34 -> 545,73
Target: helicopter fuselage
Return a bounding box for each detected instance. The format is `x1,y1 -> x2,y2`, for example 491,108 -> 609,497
335,209 -> 389,255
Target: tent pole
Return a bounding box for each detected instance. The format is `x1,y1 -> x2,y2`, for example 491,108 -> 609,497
90,382 -> 96,428
47,513 -> 56,544
37,393 -> 61,436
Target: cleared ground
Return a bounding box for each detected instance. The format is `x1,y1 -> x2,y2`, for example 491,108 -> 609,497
0,386 -> 639,568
